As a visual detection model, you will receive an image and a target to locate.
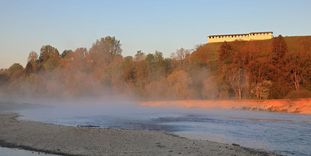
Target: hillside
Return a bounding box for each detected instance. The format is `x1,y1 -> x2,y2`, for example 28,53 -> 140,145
189,35 -> 311,99
192,36 -> 311,71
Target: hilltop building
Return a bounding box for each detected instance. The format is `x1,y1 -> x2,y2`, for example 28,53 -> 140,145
208,32 -> 273,43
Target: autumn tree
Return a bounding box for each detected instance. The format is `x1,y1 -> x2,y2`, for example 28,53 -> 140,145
8,63 -> 24,80
269,35 -> 290,98
285,51 -> 311,90
189,45 -> 210,68
27,51 -> 38,62
167,70 -> 193,99
25,51 -> 39,75
219,41 -> 233,64
271,35 -> 287,65
201,75 -> 218,99
134,50 -> 146,61
250,80 -> 272,99
171,48 -> 191,67
218,41 -> 251,99
2,34 -> 311,100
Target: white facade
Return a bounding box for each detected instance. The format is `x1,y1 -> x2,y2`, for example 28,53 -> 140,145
208,32 -> 273,43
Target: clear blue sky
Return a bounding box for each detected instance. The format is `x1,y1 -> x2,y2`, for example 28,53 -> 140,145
0,0 -> 310,68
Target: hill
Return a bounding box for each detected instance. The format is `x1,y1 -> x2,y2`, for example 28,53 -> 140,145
192,36 -> 311,72
190,35 -> 311,99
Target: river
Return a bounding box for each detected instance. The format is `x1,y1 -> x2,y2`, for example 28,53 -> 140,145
13,101 -> 311,156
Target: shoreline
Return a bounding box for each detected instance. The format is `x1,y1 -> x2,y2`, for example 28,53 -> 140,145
0,113 -> 278,156
141,98 -> 311,115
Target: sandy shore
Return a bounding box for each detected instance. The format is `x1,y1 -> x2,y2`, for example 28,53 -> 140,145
0,113 -> 278,156
142,98 -> 311,115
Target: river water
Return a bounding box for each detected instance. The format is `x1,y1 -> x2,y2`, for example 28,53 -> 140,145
15,101 -> 311,156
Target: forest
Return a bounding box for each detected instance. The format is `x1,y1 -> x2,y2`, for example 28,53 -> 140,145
0,35 -> 310,100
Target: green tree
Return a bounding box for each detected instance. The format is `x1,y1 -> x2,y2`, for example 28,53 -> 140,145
89,36 -> 122,65
39,45 -> 60,63
39,45 -> 60,71
61,49 -> 73,58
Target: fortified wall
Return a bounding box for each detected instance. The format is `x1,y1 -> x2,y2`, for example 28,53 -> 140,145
208,32 -> 273,43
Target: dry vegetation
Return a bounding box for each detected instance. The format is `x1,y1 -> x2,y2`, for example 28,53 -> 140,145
142,98 -> 311,115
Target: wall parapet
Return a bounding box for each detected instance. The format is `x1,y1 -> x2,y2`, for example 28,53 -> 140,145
208,32 -> 273,43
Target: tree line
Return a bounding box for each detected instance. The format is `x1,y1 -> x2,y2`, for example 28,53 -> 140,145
0,35 -> 310,99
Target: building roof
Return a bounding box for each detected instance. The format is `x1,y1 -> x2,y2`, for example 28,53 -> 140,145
249,31 -> 273,34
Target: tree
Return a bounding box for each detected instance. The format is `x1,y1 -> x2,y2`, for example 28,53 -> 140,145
0,73 -> 9,86
27,51 -> 38,62
285,52 -> 311,90
134,50 -> 145,61
271,35 -> 287,65
25,62 -> 37,75
225,65 -> 249,99
39,45 -> 60,63
25,51 -> 39,75
122,56 -> 136,84
219,41 -> 233,64
167,70 -> 193,99
202,75 -> 218,99
89,36 -> 122,65
172,48 -> 190,61
171,48 -> 191,68
145,51 -> 167,81
251,80 -> 272,99
269,35 -> 290,98
38,45 -> 60,71
218,41 -> 252,99
190,45 -> 209,67
133,59 -> 149,96
61,50 -> 73,58
154,51 -> 164,63
8,63 -> 24,79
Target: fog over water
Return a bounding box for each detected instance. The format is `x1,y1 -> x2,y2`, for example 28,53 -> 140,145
4,99 -> 311,156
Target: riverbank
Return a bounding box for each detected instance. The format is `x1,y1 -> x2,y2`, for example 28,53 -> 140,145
0,113 -> 277,156
141,98 -> 311,115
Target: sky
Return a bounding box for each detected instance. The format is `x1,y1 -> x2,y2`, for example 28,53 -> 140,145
0,0 -> 310,68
